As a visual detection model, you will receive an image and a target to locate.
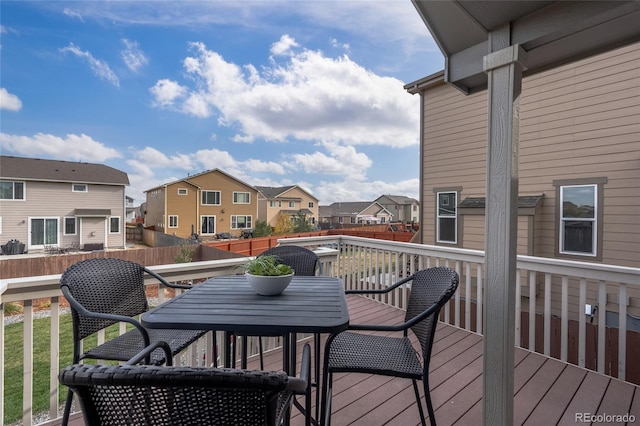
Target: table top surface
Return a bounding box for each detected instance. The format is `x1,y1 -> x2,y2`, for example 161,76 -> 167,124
141,275 -> 350,335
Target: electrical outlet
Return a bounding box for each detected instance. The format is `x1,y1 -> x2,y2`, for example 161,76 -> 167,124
585,304 -> 593,315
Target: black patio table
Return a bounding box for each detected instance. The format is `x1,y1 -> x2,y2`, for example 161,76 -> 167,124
141,273 -> 349,371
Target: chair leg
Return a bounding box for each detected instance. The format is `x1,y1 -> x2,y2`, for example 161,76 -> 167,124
419,378 -> 437,426
61,389 -> 74,426
258,336 -> 264,370
314,333 -> 321,422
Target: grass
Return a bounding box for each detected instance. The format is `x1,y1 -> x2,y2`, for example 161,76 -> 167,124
3,315 -> 129,424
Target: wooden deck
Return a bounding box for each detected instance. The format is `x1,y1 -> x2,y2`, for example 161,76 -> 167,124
55,294 -> 640,426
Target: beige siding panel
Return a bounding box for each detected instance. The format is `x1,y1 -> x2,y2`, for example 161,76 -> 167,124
420,42 -> 640,268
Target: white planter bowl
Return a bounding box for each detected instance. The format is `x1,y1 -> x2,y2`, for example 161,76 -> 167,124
246,272 -> 294,296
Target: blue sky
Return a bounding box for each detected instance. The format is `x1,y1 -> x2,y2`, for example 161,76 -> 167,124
1,1 -> 444,205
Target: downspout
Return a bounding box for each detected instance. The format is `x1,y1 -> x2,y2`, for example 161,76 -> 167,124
418,89 -> 425,244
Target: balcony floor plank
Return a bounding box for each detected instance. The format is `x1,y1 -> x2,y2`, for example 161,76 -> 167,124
45,294 -> 640,426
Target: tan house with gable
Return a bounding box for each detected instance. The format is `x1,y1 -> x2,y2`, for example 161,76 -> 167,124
405,42 -> 640,268
145,169 -> 258,239
318,201 -> 393,228
374,194 -> 420,224
255,185 -> 319,228
0,155 -> 129,252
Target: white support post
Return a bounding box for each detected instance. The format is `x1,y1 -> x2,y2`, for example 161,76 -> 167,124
482,24 -> 528,426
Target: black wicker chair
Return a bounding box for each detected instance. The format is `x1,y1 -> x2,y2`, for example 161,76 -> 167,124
59,342 -> 312,426
320,267 -> 459,426
59,257 -> 208,426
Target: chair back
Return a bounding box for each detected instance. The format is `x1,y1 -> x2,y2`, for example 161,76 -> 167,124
260,246 -> 320,276
60,258 -> 149,341
405,267 -> 459,363
59,364 -> 291,426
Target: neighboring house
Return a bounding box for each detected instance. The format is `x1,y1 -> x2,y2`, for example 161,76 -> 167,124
0,155 -> 129,252
125,196 -> 136,223
255,185 -> 319,228
318,201 -> 393,227
374,194 -> 420,223
144,169 -> 259,239
405,42 -> 640,268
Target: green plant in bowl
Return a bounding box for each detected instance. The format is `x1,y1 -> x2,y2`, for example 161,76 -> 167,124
239,255 -> 294,276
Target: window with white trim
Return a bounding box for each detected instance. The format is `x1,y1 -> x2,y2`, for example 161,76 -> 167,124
30,217 -> 58,247
72,184 -> 88,192
233,192 -> 250,204
559,184 -> 597,256
64,217 -> 77,235
109,217 -> 121,234
270,201 -> 276,207
288,201 -> 295,208
168,215 -> 178,228
201,216 -> 216,234
177,188 -> 188,195
231,215 -> 252,229
0,181 -> 25,200
202,191 -> 221,205
308,201 -> 314,208
437,191 -> 457,244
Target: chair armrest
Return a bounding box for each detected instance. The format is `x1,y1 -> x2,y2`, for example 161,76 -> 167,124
61,286 -> 151,346
344,274 -> 414,295
144,267 -> 194,290
288,343 -> 311,394
126,341 -> 173,366
347,302 -> 442,332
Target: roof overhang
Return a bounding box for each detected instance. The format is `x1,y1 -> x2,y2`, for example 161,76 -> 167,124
75,209 -> 112,217
411,0 -> 640,94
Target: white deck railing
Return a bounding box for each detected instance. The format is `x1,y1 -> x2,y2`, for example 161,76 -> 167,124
1,235 -> 639,425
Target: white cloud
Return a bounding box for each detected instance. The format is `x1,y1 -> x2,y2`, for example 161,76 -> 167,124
0,88 -> 22,111
149,79 -> 187,107
121,39 -> 148,72
63,8 -> 84,22
270,34 -> 299,57
152,38 -> 419,148
59,43 -> 120,87
194,148 -> 237,171
290,143 -> 371,179
0,132 -> 121,161
243,158 -> 285,175
133,147 -> 194,170
314,176 -> 419,205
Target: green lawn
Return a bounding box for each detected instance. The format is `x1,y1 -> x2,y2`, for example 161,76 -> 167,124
4,315 -> 127,424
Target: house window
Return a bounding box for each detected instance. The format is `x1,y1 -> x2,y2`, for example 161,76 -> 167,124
109,217 -> 121,234
0,181 -> 25,200
338,217 -> 343,224
233,192 -> 250,204
202,191 -> 221,205
201,216 -> 216,234
278,201 -> 282,207
289,201 -> 295,208
559,184 -> 599,257
178,188 -> 188,195
437,191 -> 457,244
72,183 -> 88,192
64,217 -> 77,235
168,215 -> 178,228
30,217 -> 58,247
231,215 -> 252,229
350,217 -> 356,224
270,201 -> 276,208
308,201 -> 314,208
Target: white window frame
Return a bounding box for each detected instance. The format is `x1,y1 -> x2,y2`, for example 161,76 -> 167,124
201,191 -> 221,205
559,184 -> 597,257
288,201 -> 295,208
233,192 -> 250,204
308,201 -> 314,208
436,191 -> 457,244
177,188 -> 188,195
269,201 -> 276,208
109,216 -> 121,234
0,180 -> 25,200
29,217 -> 59,249
63,216 -> 77,235
231,215 -> 252,229
168,215 -> 179,228
72,183 -> 88,193
201,215 -> 216,235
